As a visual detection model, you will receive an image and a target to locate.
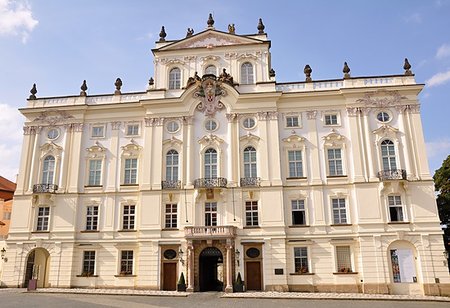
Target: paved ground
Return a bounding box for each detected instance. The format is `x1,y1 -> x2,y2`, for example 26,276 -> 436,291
0,288 -> 449,308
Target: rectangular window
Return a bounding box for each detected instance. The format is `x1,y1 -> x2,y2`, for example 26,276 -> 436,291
36,206 -> 50,231
88,160 -> 102,186
294,247 -> 309,273
82,251 -> 96,275
126,124 -> 139,136
205,202 -> 217,226
291,200 -> 306,225
86,205 -> 99,231
122,205 -> 135,230
327,148 -> 343,176
120,250 -> 133,275
92,125 -> 105,138
165,204 -> 178,229
288,150 -> 303,178
336,246 -> 352,272
286,116 -> 299,128
124,158 -> 138,184
324,114 -> 338,125
388,196 -> 404,222
332,198 -> 347,224
245,201 -> 259,226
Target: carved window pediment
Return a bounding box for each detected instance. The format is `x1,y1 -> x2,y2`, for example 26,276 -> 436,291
282,134 -> 306,149
198,134 -> 224,148
323,129 -> 346,147
163,136 -> 183,147
240,132 -> 260,143
121,140 -> 141,158
40,141 -> 63,158
86,141 -> 106,159
372,125 -> 399,142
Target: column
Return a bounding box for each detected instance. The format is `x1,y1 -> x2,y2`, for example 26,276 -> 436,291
184,116 -> 194,188
67,123 -> 83,193
141,118 -> 154,190
408,105 -> 432,179
267,111 -> 282,186
257,112 -> 270,186
106,122 -> 121,192
28,126 -> 42,193
225,242 -> 233,293
361,109 -> 377,181
187,241 -> 194,292
306,110 -> 322,185
151,118 -> 164,189
226,113 -> 237,186
59,124 -> 73,192
17,126 -> 36,194
346,107 -> 366,182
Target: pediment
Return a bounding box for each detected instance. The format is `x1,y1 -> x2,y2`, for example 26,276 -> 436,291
86,141 -> 106,158
372,125 -> 399,141
121,139 -> 141,157
40,141 -> 63,153
282,134 -> 305,144
239,132 -> 260,143
323,129 -> 346,147
163,136 -> 183,147
198,134 -> 224,147
158,29 -> 264,51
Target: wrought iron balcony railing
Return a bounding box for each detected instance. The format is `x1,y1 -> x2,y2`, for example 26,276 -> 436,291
377,169 -> 407,181
161,180 -> 181,190
194,177 -> 227,189
184,226 -> 236,239
240,177 -> 261,187
33,184 -> 58,194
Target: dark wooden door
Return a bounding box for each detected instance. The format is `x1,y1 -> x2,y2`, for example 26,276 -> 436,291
246,261 -> 262,290
163,263 -> 177,291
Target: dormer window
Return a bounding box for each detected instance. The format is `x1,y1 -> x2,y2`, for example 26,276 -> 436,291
169,67 -> 181,89
241,62 -> 254,84
205,65 -> 217,76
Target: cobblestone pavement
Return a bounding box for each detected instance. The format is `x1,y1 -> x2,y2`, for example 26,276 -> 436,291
32,287 -> 188,297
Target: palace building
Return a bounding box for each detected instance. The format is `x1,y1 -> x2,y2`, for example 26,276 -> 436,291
2,14 -> 449,295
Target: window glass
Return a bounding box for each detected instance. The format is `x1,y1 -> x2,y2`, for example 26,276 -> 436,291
286,116 -> 299,128
92,125 -> 104,138
126,124 -> 139,136
288,150 -> 303,178
381,140 -> 397,170
324,114 -> 338,125
88,159 -> 102,186
205,202 -> 217,226
120,250 -> 133,275
332,198 -> 347,224
42,155 -> 55,184
243,146 -> 257,178
166,120 -> 180,133
388,195 -> 404,221
241,62 -> 254,84
243,117 -> 256,129
377,111 -> 391,122
165,204 -> 178,229
122,205 -> 135,230
245,201 -> 258,226
166,150 -> 179,181
124,158 -> 138,184
83,251 -> 96,275
336,246 -> 352,272
294,247 -> 308,273
86,205 -> 99,231
327,148 -> 343,176
47,128 -> 59,140
169,67 -> 181,89
291,200 -> 306,225
36,206 -> 50,231
205,65 -> 217,75
204,148 -> 217,178
205,119 -> 218,132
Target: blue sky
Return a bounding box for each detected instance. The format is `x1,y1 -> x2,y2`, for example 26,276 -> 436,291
0,0 -> 449,182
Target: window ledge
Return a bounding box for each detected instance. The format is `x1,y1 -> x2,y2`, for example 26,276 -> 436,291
243,226 -> 260,229
120,184 -> 139,187
290,272 -> 315,276
330,224 -> 352,227
114,274 -> 136,277
289,225 -> 310,228
327,175 -> 347,178
118,229 -> 137,232
84,185 -> 103,188
162,228 -> 179,231
286,177 -> 307,180
76,275 -> 98,278
80,230 -> 100,233
32,231 -> 50,234
388,221 -> 410,225
333,272 -> 358,275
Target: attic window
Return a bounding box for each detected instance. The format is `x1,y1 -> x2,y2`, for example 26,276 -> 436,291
241,62 -> 254,84
169,67 -> 181,89
205,65 -> 217,76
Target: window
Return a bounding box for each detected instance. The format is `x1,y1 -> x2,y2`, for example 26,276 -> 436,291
166,150 -> 179,181
377,111 -> 391,123
336,246 -> 352,273
327,148 -> 343,176
204,119 -> 218,132
86,205 -> 99,231
245,201 -> 259,226
3,212 -> 11,220
165,204 -> 177,229
47,128 -> 59,140
332,198 -> 347,224
205,202 -> 217,226
126,124 -> 139,136
294,247 -> 309,273
88,160 -> 102,186
241,62 -> 254,84
388,195 -> 404,222
288,150 -> 303,178
242,117 -> 256,129
120,250 -> 133,275
291,200 -> 306,225
124,158 -> 138,184
243,146 -> 257,178
324,114 -> 338,125
166,120 -> 180,133
42,155 -> 55,184
204,148 -> 218,178
82,251 -> 96,275
122,205 -> 135,230
36,206 -> 50,231
205,65 -> 217,75
381,140 -> 397,170
169,67 -> 181,89
286,116 -> 299,128
92,125 -> 105,138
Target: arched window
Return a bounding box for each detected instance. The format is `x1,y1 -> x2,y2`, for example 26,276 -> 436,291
241,62 -> 254,84
166,150 -> 179,181
169,67 -> 181,89
243,146 -> 257,178
42,155 -> 55,184
205,65 -> 217,75
381,139 -> 397,170
204,148 -> 218,179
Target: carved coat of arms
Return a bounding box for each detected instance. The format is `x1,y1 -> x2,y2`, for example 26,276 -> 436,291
194,75 -> 226,116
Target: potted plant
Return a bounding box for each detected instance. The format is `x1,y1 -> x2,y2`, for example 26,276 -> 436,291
233,272 -> 244,292
177,272 -> 186,292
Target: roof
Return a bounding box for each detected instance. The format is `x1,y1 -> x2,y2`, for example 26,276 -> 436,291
0,176 -> 16,192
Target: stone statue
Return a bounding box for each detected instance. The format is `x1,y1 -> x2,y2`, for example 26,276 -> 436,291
228,24 -> 235,34
218,68 -> 234,85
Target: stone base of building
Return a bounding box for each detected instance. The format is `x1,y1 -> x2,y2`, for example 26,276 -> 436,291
423,283 -> 450,297
288,284 -> 361,293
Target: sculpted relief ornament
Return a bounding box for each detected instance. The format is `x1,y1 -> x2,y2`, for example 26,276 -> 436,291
194,75 -> 226,117
33,110 -> 74,126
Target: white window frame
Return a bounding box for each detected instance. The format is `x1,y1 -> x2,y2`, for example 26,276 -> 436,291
294,247 -> 309,273
86,205 -> 99,231
324,113 -> 340,126
123,158 -> 138,185
82,250 -> 96,275
36,206 -> 50,231
41,155 -> 56,185
287,149 -> 304,178
291,199 -> 307,226
381,139 -> 398,171
335,245 -> 354,273
286,115 -> 300,128
165,149 -> 179,182
91,124 -> 106,138
331,197 -> 348,225
87,159 -> 102,186
119,250 -> 134,275
245,200 -> 259,227
205,202 -> 217,226
165,120 -> 180,133
168,67 -> 181,90
282,135 -> 307,181
388,195 -> 405,222
204,148 -> 218,179
243,146 -> 258,178
327,148 -> 344,176
242,117 -> 257,130
240,62 -> 254,84
164,203 -> 178,229
125,123 -> 140,137
122,204 -> 136,230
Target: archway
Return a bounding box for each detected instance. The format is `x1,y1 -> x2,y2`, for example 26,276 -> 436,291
199,247 -> 223,291
24,248 -> 50,288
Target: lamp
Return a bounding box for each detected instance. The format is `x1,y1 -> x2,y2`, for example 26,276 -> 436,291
1,247 -> 7,262
179,248 -> 185,265
235,249 -> 240,267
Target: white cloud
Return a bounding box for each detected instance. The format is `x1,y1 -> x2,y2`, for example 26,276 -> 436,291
426,139 -> 450,158
436,43 -> 450,59
425,70 -> 450,87
0,103 -> 23,182
0,0 -> 38,43
404,13 -> 422,24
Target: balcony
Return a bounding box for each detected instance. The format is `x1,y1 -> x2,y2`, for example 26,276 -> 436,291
377,169 -> 407,181
185,226 -> 236,239
161,180 -> 181,190
240,177 -> 261,187
33,184 -> 58,194
194,177 -> 227,189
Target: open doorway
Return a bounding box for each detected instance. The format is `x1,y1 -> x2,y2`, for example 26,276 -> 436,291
199,247 -> 223,291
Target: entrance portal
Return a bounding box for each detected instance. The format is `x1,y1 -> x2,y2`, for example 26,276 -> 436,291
24,248 -> 50,288
199,247 -> 223,291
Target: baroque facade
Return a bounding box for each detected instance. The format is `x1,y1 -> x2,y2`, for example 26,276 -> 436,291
3,15 -> 449,295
